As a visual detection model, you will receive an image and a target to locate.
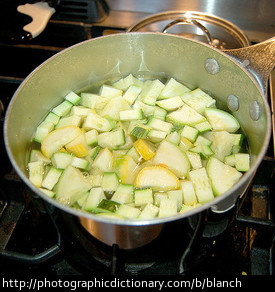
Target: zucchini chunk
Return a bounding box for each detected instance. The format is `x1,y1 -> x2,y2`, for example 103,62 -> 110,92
41,126 -> 82,158
134,166 -> 180,192
204,108 -> 240,133
154,140 -> 190,178
207,157 -> 242,196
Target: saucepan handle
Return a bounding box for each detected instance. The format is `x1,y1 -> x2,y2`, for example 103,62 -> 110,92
162,17 -> 213,46
224,37 -> 275,96
16,1 -> 57,40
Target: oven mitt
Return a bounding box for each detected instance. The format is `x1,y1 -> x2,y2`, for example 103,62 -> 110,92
17,2 -> 55,38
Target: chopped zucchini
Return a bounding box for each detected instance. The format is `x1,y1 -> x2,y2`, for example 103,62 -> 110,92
55,165 -> 92,205
101,172 -> 119,192
111,184 -> 134,204
158,198 -> 177,217
156,96 -> 184,111
99,84 -> 123,98
116,204 -> 141,219
194,121 -> 213,133
186,151 -> 203,170
70,106 -> 93,117
130,126 -> 148,139
166,104 -> 206,126
39,188 -> 56,198
141,79 -> 165,105
158,77 -> 190,99
71,157 -> 89,170
41,126 -> 82,158
97,129 -> 125,150
180,180 -> 198,206
100,96 -> 131,120
224,154 -> 236,167
55,115 -> 82,129
65,133 -> 89,158
188,168 -> 214,203
139,203 -> 159,219
167,190 -> 183,211
51,152 -> 73,169
52,100 -> 73,117
42,167 -> 63,190
153,106 -> 167,120
44,112 -> 60,125
83,187 -> 106,212
179,137 -> 194,151
204,108 -> 240,133
119,108 -> 143,121
85,129 -> 98,147
147,129 -> 167,143
134,188 -> 153,206
123,85 -> 142,105
92,148 -> 114,172
147,117 -> 173,133
154,140 -> 190,178
114,155 -> 138,184
181,88 -> 216,114
82,112 -> 114,132
33,121 -> 55,143
80,93 -> 109,110
181,125 -> 199,143
235,153 -> 250,172
64,91 -> 81,105
134,166 -> 180,192
207,157 -> 242,196
29,149 -> 51,164
134,139 -> 156,160
126,146 -> 141,163
28,161 -> 45,188
165,131 -> 181,145
153,192 -> 168,206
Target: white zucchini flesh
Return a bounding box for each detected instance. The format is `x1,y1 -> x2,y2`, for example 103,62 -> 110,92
116,204 -> 141,219
166,104 -> 206,126
84,187 -> 106,211
158,198 -> 178,217
135,166 -> 180,192
134,188 -> 153,206
158,77 -> 190,99
28,161 -> 45,188
188,168 -> 214,203
41,126 -> 82,158
42,167 -> 63,190
154,140 -> 190,178
111,184 -> 134,204
55,165 -> 92,205
204,108 -> 240,133
207,157 -> 242,196
181,88 -> 216,114
156,96 -> 184,111
139,203 -> 159,219
82,112 -> 114,132
180,180 -> 198,206
97,129 -> 125,149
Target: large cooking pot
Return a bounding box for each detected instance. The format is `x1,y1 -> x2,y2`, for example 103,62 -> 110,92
4,33 -> 274,249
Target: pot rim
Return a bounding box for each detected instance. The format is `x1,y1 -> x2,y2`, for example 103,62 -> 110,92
4,32 -> 272,226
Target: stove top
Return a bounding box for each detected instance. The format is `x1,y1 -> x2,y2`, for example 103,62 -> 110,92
0,0 -> 275,278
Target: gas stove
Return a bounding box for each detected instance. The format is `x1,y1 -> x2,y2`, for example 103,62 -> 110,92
0,0 -> 274,278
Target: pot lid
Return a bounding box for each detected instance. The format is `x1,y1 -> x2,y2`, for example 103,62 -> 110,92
127,11 -> 250,49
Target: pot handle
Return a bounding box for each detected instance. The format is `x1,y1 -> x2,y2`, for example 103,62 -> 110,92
162,18 -> 213,46
223,37 -> 275,96
17,2 -> 56,39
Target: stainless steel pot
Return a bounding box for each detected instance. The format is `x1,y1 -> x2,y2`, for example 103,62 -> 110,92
4,33 -> 274,249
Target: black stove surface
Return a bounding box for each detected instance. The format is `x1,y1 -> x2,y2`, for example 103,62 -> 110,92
0,3 -> 275,281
